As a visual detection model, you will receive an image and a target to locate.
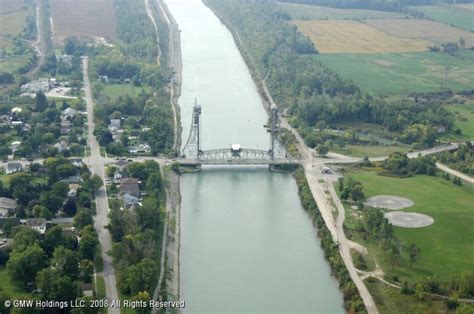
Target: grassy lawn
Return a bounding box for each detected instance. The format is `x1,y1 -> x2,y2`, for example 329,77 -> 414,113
365,278 -> 449,313
277,2 -> 407,20
95,275 -> 106,299
345,170 -> 474,281
408,5 -> 474,32
315,51 -> 474,95
443,102 -> 474,141
332,144 -> 411,158
102,84 -> 152,98
0,267 -> 30,299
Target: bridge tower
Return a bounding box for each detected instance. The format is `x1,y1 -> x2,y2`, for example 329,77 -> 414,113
268,105 -> 280,160
182,99 -> 202,159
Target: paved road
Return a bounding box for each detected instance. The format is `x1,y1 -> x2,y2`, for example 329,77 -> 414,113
82,57 -> 120,313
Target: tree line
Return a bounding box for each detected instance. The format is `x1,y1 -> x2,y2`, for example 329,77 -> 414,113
204,0 -> 455,149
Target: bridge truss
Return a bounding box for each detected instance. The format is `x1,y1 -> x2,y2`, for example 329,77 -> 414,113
180,100 -> 297,166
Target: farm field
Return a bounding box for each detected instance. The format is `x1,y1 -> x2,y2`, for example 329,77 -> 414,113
0,6 -> 28,37
277,2 -> 407,20
443,102 -> 474,141
408,5 -> 474,32
49,0 -> 116,42
315,51 -> 474,95
292,20 -> 430,53
0,0 -> 25,14
365,19 -> 474,47
345,170 -> 474,281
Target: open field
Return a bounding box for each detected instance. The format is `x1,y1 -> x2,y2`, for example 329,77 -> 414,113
277,2 -> 407,20
365,19 -> 474,47
0,0 -> 25,14
292,20 -> 430,53
102,84 -> 152,98
408,5 -> 474,32
443,102 -> 474,141
315,51 -> 474,95
0,8 -> 28,37
49,0 -> 116,42
365,278 -> 449,313
346,170 -> 474,281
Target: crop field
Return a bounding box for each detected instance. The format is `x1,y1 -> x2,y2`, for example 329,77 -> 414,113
292,20 -> 430,54
315,51 -> 474,95
365,19 -> 474,47
50,0 -> 116,42
0,0 -> 25,14
277,2 -> 407,20
0,6 -> 28,37
346,170 -> 474,281
408,5 -> 474,32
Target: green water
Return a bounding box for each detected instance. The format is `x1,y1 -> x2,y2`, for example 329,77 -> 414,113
166,0 -> 344,312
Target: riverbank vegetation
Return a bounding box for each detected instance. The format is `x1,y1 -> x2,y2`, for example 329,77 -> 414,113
106,160 -> 166,302
294,167 -> 365,312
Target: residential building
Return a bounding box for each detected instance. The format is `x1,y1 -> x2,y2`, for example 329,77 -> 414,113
119,178 -> 140,198
6,162 -> 22,174
26,218 -> 47,234
60,120 -> 71,134
0,197 -> 17,217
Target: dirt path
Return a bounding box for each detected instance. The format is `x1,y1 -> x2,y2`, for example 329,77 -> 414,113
144,0 -> 162,65
436,162 -> 474,184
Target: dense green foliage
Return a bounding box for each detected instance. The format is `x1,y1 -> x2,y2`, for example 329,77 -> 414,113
204,0 -> 455,148
382,152 -> 436,177
293,167 -> 364,312
437,142 -> 474,175
107,161 -> 165,298
113,0 -> 159,63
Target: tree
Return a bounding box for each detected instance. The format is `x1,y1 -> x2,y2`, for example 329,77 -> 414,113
132,291 -> 152,314
90,174 -> 103,191
119,258 -> 157,295
35,92 -> 48,112
80,259 -> 94,283
79,226 -> 99,260
7,244 -> 48,287
316,144 -> 329,157
0,72 -> 14,84
74,209 -> 93,231
36,268 -> 81,302
43,225 -> 64,255
52,246 -> 79,279
63,198 -> 78,216
40,191 -> 64,213
408,243 -> 421,268
12,226 -> 41,251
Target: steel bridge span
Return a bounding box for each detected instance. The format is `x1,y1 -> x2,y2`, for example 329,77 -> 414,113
179,100 -> 299,166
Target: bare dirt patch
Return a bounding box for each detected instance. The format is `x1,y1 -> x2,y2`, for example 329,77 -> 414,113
365,195 -> 414,210
384,211 -> 434,228
49,0 -> 116,43
365,19 -> 474,47
292,20 -> 430,54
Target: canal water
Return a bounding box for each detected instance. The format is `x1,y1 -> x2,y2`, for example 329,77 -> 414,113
165,0 -> 344,312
